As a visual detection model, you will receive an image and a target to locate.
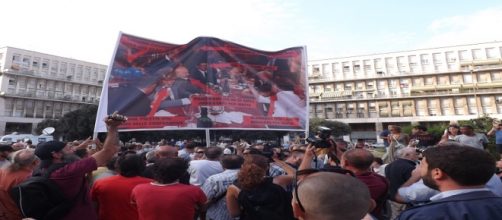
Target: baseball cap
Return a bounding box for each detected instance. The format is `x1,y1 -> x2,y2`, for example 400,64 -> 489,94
34,141 -> 67,160
0,144 -> 14,152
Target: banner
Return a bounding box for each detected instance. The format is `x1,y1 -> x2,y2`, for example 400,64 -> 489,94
94,33 -> 307,132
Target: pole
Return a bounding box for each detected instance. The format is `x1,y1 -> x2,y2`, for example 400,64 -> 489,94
205,129 -> 210,147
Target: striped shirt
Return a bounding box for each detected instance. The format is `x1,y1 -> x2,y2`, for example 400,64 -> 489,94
201,169 -> 239,220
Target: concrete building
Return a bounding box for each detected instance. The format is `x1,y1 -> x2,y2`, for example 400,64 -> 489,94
0,47 -> 106,135
308,42 -> 502,141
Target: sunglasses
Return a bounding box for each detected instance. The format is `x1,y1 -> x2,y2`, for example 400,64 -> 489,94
195,151 -> 204,154
293,168 -> 354,212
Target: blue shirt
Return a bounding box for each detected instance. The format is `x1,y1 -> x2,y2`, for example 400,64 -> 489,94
201,169 -> 240,220
496,130 -> 502,144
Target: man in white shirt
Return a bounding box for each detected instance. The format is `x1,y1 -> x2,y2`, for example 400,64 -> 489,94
189,147 -> 224,186
454,125 -> 488,150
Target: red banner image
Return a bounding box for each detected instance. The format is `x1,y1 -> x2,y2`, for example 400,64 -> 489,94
96,33 -> 307,131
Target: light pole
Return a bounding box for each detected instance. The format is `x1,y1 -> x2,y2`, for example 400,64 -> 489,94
469,64 -> 480,118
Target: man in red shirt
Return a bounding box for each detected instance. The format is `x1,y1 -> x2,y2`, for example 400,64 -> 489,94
341,148 -> 389,219
0,149 -> 39,220
132,157 -> 207,220
33,114 -> 125,220
91,154 -> 152,220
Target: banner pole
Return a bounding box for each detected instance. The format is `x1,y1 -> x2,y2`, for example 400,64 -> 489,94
205,129 -> 211,147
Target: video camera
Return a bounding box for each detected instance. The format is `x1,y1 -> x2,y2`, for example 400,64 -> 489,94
306,126 -> 333,148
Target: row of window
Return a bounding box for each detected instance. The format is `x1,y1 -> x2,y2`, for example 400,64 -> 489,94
311,96 -> 502,113
310,47 -> 502,76
309,71 -> 502,93
3,98 -> 87,118
10,53 -> 106,82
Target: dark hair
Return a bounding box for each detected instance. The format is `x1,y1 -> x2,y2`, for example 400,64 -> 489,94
221,155 -> 244,169
423,144 -> 495,186
373,157 -> 383,165
413,125 -> 427,132
153,158 -> 188,184
74,148 -> 88,159
185,142 -> 197,150
460,125 -> 474,130
343,149 -> 374,170
118,154 -> 145,177
106,156 -> 118,171
205,147 -> 223,160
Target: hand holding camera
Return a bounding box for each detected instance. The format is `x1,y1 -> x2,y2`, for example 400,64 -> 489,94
105,111 -> 127,128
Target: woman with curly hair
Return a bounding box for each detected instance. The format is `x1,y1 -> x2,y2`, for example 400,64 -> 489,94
225,154 -> 294,220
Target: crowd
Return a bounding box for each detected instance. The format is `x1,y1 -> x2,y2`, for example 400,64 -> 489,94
1,117 -> 502,220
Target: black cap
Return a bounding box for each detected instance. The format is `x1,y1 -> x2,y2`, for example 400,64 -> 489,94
0,144 -> 14,152
35,141 -> 66,160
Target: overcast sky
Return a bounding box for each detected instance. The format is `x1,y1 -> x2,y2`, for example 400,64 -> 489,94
2,0 -> 502,64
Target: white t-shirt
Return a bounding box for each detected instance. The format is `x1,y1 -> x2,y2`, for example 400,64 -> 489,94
453,133 -> 489,150
188,160 -> 223,186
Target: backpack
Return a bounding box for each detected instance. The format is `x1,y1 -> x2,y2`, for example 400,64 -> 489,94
9,163 -> 80,220
237,177 -> 294,220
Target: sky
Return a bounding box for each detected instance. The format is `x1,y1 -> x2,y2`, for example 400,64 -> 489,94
1,0 -> 502,65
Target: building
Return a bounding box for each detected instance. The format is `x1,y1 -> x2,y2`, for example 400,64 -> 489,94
0,47 -> 106,135
308,42 -> 502,141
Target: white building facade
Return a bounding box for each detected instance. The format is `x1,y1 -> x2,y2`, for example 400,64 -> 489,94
308,42 -> 502,140
0,47 -> 106,135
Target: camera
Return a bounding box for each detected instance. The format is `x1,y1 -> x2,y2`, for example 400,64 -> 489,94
306,126 -> 333,148
107,112 -> 128,121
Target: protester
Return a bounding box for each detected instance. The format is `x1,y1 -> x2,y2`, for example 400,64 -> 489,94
384,147 -> 418,219
33,115 -> 124,220
226,154 -> 294,220
0,149 -> 40,220
292,172 -> 372,220
188,146 -> 224,186
91,154 -> 152,220
341,148 -> 389,219
383,125 -> 409,163
201,155 -> 244,220
397,144 -> 502,219
179,141 -> 197,161
439,124 -> 461,144
409,125 -> 435,148
454,125 -> 489,150
487,119 -> 502,159
131,157 -> 206,220
0,144 -> 14,169
142,144 -> 184,181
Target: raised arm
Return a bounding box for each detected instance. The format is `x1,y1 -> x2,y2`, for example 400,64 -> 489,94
91,113 -> 126,166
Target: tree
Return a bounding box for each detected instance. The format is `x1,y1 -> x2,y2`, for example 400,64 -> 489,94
58,105 -> 98,141
309,118 -> 351,138
35,119 -> 63,139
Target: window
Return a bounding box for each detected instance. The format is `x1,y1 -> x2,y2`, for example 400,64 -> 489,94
463,74 -> 473,83
312,64 -> 320,75
322,64 -> 330,75
459,50 -> 469,61
486,48 -> 497,59
397,56 -> 406,67
432,53 -> 442,64
8,79 -> 16,86
32,57 -> 40,68
385,57 -> 394,68
445,51 -> 456,63
472,49 -> 482,60
363,60 -> 372,71
420,54 -> 429,65
332,63 -> 340,73
342,62 -> 350,72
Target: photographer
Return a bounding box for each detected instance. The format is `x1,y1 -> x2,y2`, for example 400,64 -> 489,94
305,127 -> 341,168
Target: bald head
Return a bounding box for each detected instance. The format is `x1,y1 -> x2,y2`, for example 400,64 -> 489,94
295,172 -> 371,220
342,149 -> 374,171
10,149 -> 39,171
156,145 -> 178,159
396,147 -> 418,161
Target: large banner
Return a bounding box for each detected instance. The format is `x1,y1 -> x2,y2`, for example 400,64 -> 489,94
94,33 -> 307,132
